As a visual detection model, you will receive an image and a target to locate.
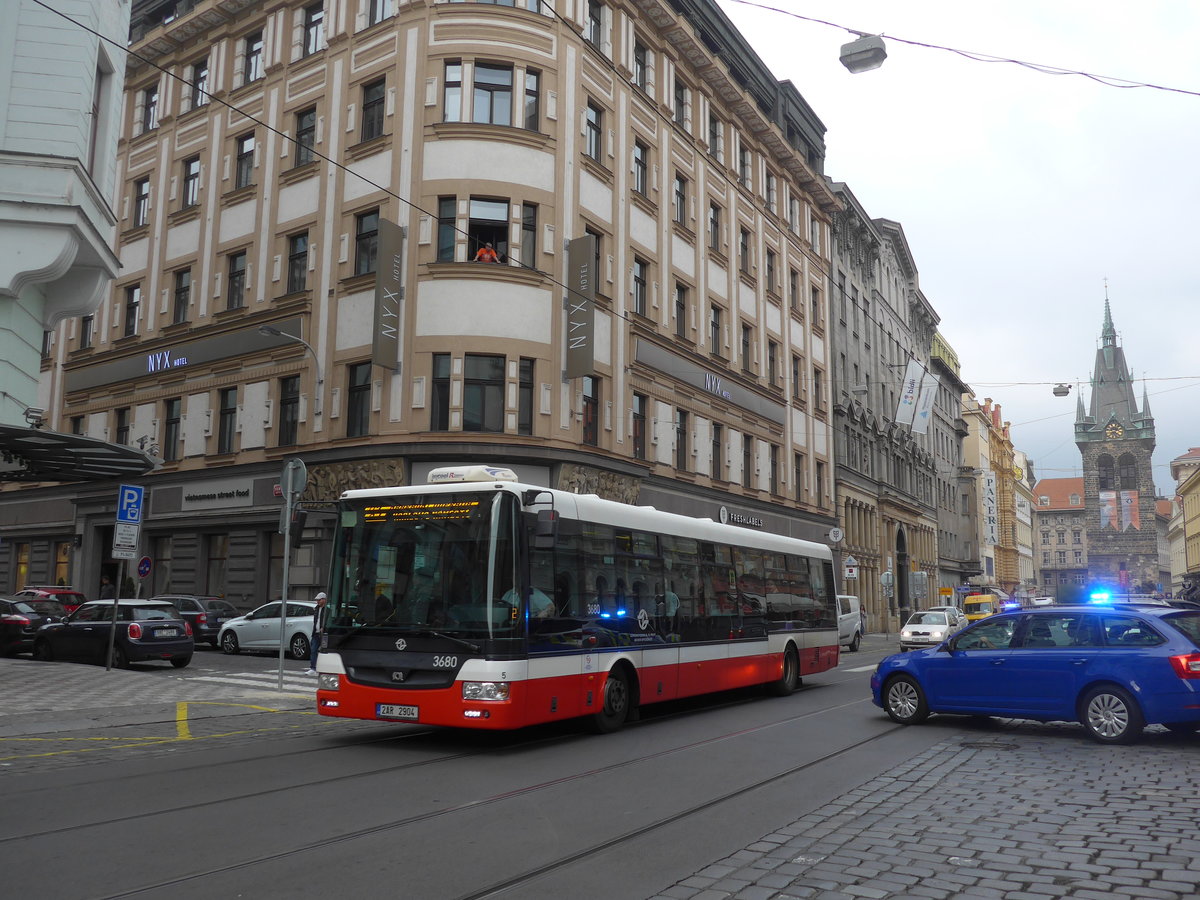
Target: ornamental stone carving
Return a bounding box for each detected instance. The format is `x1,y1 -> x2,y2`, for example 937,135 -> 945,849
556,464 -> 641,504
302,459 -> 406,504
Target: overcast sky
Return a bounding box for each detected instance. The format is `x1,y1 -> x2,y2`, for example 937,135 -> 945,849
718,0 -> 1200,496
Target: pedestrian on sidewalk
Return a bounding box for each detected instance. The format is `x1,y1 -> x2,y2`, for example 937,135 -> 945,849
306,592 -> 327,675
860,603 -> 867,636
99,575 -> 115,600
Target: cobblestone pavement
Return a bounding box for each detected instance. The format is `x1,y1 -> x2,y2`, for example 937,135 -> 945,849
651,724 -> 1200,900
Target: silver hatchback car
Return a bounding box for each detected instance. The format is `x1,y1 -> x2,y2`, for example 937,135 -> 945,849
900,609 -> 963,652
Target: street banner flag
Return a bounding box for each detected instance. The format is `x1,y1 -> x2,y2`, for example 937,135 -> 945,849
911,371 -> 940,435
1120,489 -> 1140,530
894,359 -> 923,426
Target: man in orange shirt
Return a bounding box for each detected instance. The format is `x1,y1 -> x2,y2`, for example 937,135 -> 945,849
473,242 -> 499,263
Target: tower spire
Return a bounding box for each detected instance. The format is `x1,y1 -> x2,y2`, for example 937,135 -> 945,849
1101,295 -> 1116,348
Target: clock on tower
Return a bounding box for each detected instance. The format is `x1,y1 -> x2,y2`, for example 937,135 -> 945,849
1105,422 -> 1124,439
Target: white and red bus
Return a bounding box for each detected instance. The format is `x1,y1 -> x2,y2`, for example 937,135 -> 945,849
315,465 -> 840,731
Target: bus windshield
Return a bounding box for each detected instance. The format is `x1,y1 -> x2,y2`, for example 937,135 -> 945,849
329,490 -> 520,640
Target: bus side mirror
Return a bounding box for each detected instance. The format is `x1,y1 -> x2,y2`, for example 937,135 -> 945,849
533,509 -> 558,550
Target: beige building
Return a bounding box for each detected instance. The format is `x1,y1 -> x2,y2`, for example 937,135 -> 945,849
1170,447 -> 1200,600
962,397 -> 1018,594
1,0 -> 842,601
1013,449 -> 1036,599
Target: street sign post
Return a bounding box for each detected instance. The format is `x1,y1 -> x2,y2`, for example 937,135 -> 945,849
108,485 -> 145,670
277,459 -> 307,689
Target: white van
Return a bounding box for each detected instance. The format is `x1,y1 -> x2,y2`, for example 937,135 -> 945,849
837,594 -> 863,652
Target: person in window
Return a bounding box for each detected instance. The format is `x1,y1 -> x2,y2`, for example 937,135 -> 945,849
473,242 -> 500,263
501,585 -> 554,618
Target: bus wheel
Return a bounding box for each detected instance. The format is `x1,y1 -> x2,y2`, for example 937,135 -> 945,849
768,646 -> 800,696
589,667 -> 632,733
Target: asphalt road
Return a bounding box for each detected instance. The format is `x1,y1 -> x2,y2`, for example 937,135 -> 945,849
3,635 -> 1198,900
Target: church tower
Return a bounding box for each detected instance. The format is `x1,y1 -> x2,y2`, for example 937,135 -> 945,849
1074,300 -> 1159,593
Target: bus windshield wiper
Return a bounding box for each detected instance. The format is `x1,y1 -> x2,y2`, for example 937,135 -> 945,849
411,630 -> 480,653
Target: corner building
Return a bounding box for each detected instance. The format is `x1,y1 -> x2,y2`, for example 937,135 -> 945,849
1,0 -> 841,603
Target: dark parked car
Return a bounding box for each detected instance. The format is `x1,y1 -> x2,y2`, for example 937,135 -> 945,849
15,587 -> 88,614
149,594 -> 239,648
32,599 -> 194,669
871,604 -> 1200,744
1,596 -> 67,656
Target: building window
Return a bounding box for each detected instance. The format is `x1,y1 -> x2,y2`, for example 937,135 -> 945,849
431,353 -> 451,430
524,69 -> 540,130
142,84 -> 159,131
765,249 -> 777,292
1056,551 -> 1067,565
436,196 -> 456,262
123,285 -> 140,337
115,407 -> 131,445
244,31 -> 264,83
80,315 -> 94,350
789,268 -> 800,312
181,156 -> 200,208
709,305 -> 722,354
811,284 -> 822,324
163,398 -> 181,461
768,340 -> 778,386
463,354 -> 505,432
295,108 -> 316,165
672,174 -> 687,224
133,178 -> 150,227
1118,453 -> 1138,489
518,358 -> 534,435
1057,531 -> 1067,545
741,324 -> 753,371
368,0 -> 393,25
742,434 -> 753,489
712,423 -> 724,479
444,62 -> 462,122
632,392 -> 647,460
632,41 -> 647,90
347,363 -> 371,437
277,376 -> 299,447
1073,529 -> 1081,544
675,410 -> 688,471
172,269 -> 190,325
217,387 -> 237,454
674,283 -> 687,339
355,209 -> 379,275
739,227 -> 751,274
765,173 -> 777,214
227,252 -> 247,309
303,3 -> 324,57
814,459 -> 825,504
582,376 -> 599,446
738,145 -> 751,187
633,141 -> 648,195
585,102 -> 602,161
673,78 -> 687,127
468,197 -> 509,259
361,78 -> 386,141
474,65 -> 513,126
708,112 -> 720,156
287,232 -> 309,293
235,133 -> 255,189
1041,531 -> 1050,545
189,58 -> 209,110
632,258 -> 648,317
708,203 -> 721,250
769,444 -> 779,494
586,0 -> 603,47
521,204 -> 536,268
794,452 -> 806,499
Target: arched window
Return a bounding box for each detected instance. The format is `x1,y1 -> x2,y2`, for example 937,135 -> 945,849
1097,454 -> 1115,491
1118,453 -> 1138,490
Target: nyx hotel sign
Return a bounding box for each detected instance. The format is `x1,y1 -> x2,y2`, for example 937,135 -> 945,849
565,235 -> 597,379
147,349 -> 188,373
372,220 -> 404,371
704,373 -> 732,400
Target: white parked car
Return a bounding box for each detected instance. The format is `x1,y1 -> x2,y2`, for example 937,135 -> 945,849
218,600 -> 315,659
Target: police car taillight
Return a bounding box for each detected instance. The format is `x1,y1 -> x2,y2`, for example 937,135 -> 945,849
1168,653 -> 1200,679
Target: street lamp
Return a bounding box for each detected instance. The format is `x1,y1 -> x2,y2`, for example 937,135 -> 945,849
840,33 -> 888,74
259,324 -> 324,417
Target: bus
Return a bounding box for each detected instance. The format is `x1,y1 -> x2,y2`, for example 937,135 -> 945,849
314,465 -> 840,732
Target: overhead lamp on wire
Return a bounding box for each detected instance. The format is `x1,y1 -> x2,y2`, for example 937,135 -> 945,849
1052,383 -> 1072,397
840,33 -> 888,74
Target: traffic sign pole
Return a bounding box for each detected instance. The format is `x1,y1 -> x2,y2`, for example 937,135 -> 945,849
108,485 -> 145,671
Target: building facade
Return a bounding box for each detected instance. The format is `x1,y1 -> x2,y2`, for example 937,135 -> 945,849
928,333 -> 977,599
827,184 -> 939,631
962,396 -> 1018,594
1032,476 -> 1088,597
1169,447 -> 1200,600
1074,301 -> 1159,594
1013,449 -> 1036,600
1,0 -> 842,605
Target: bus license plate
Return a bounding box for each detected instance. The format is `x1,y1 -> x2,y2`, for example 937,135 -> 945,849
377,704 -> 418,721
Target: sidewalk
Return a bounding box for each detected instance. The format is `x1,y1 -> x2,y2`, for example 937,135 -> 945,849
0,656 -> 311,737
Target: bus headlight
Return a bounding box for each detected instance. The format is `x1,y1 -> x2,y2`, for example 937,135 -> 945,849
462,681 -> 511,701
318,673 -> 340,691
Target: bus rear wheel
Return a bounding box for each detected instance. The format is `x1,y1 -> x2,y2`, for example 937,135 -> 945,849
768,646 -> 800,696
589,667 -> 632,733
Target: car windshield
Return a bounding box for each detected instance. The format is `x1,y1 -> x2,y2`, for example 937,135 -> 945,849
1163,611 -> 1200,648
909,612 -> 948,626
965,600 -> 994,614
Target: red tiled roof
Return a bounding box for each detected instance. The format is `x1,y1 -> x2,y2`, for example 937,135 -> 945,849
1157,498 -> 1174,519
1032,477 -> 1085,510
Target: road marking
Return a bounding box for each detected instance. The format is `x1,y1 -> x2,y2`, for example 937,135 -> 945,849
177,702 -> 192,740
189,674 -> 314,691
843,665 -> 877,672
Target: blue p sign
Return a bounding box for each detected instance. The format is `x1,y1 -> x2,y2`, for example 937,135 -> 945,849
117,485 -> 144,524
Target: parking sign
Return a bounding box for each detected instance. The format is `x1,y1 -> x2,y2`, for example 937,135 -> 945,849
117,485 -> 144,524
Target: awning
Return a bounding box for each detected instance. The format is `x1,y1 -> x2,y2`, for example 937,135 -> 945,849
0,424 -> 158,483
